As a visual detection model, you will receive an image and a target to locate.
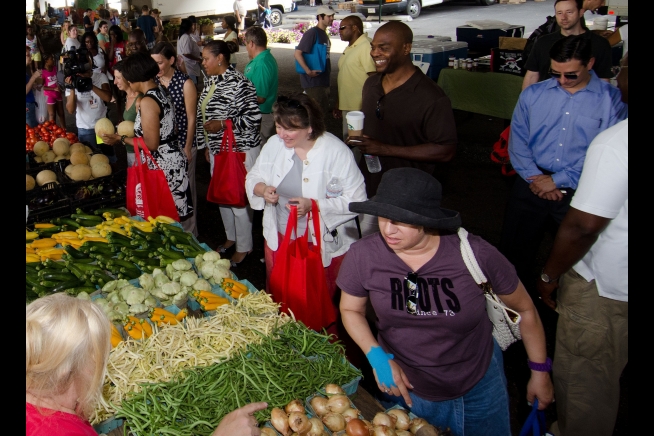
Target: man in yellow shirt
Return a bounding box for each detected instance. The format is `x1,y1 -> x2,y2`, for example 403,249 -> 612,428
332,15 -> 376,162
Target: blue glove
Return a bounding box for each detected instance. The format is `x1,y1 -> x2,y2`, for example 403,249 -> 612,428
366,346 -> 396,389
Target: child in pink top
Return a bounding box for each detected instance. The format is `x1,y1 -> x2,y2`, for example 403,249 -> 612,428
41,53 -> 65,129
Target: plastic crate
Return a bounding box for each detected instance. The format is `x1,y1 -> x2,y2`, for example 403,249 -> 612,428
263,421 -> 283,435
385,403 -> 419,421
93,416 -> 124,435
341,363 -> 362,396
26,181 -> 72,224
61,169 -> 127,207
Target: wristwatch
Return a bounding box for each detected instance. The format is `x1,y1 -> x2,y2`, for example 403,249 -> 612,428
540,270 -> 558,284
120,135 -> 127,145
528,357 -> 552,372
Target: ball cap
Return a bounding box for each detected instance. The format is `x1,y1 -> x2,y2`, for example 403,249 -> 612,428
317,6 -> 336,15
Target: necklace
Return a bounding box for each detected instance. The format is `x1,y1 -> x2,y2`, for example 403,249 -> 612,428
159,71 -> 174,86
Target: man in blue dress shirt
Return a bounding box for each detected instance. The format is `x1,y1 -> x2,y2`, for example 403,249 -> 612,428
499,34 -> 627,297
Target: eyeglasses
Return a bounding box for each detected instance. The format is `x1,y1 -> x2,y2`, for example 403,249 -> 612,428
339,25 -> 349,30
375,94 -> 386,120
549,69 -> 579,80
405,272 -> 420,315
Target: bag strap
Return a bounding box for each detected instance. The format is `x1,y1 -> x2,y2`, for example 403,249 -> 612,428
519,399 -> 546,436
281,204 -> 299,248
133,137 -> 164,172
220,119 -> 236,153
306,200 -> 322,254
200,82 -> 217,146
458,227 -> 488,286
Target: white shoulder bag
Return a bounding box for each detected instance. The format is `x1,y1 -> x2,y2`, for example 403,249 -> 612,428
458,227 -> 521,351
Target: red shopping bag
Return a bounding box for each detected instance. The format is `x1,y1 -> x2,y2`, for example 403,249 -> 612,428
268,200 -> 337,332
206,119 -> 248,207
126,137 -> 180,221
490,126 -> 516,177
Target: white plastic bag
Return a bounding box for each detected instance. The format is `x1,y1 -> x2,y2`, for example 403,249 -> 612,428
33,87 -> 48,125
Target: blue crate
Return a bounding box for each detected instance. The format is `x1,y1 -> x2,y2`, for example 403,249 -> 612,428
263,421 -> 282,435
93,416 -> 124,435
309,360 -> 361,397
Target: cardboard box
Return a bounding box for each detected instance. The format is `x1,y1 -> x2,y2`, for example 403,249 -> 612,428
456,25 -> 525,57
491,48 -> 526,76
499,36 -> 527,51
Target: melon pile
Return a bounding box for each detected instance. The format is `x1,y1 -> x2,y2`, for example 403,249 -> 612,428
27,140 -> 113,190
63,143 -> 112,182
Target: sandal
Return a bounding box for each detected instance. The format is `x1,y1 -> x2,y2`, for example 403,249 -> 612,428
217,241 -> 235,254
230,250 -> 252,267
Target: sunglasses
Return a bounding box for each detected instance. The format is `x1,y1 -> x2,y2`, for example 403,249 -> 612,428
339,25 -> 349,30
277,95 -> 305,110
549,69 -> 579,80
376,94 -> 386,120
405,272 -> 420,315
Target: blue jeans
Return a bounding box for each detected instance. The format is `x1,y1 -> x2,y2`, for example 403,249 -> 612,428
77,127 -> 97,148
377,339 -> 511,436
26,101 -> 38,127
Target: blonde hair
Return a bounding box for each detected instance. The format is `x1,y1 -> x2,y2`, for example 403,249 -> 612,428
26,294 -> 111,419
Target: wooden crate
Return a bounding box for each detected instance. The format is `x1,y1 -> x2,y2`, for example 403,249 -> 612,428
337,2 -> 357,10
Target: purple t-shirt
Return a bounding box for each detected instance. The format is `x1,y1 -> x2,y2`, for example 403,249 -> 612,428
336,232 -> 519,401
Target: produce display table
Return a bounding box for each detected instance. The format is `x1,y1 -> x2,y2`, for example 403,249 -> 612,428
103,385 -> 385,436
437,68 -> 523,120
27,214 -> 380,436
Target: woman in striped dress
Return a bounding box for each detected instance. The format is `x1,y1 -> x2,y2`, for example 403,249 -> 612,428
196,40 -> 262,267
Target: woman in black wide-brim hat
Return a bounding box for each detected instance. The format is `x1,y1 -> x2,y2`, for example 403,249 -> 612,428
336,168 -> 554,436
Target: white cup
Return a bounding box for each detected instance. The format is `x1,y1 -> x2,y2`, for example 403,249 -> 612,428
592,16 -> 609,31
346,111 -> 365,138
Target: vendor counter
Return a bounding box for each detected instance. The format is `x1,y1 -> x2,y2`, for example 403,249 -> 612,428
437,69 -> 523,120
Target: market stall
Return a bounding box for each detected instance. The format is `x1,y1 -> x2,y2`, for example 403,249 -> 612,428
25,115 -> 447,435
26,207 -> 446,435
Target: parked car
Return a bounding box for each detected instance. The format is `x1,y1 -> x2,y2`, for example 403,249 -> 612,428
357,0 -> 496,20
155,0 -> 295,27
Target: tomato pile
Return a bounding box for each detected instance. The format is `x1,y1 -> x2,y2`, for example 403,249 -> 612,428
26,121 -> 79,153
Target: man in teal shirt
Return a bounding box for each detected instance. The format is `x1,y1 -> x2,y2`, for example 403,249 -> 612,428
244,26 -> 279,146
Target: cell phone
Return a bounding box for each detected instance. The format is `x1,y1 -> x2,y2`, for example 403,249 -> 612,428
288,200 -> 299,205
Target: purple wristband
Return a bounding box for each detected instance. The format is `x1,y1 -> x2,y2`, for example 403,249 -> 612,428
528,357 -> 552,372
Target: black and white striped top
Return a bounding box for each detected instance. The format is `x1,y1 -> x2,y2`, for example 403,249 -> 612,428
196,66 -> 262,153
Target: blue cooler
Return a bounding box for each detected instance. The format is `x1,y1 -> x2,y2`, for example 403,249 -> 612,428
411,40 -> 468,81
413,35 -> 452,42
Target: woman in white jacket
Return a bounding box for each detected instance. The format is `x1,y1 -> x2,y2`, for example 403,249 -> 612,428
246,93 -> 367,333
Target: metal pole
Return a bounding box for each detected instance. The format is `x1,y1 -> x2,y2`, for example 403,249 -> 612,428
378,0 -> 381,23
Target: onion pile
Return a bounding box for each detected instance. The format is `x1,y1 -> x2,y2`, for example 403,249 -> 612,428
360,411 -> 443,436
310,393 -> 363,433
270,399 -> 330,436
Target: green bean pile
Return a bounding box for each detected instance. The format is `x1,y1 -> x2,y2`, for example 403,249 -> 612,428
114,322 -> 362,436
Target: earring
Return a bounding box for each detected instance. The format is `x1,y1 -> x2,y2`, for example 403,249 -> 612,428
218,62 -> 222,66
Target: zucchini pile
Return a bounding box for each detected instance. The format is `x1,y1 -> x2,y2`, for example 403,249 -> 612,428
26,208 -> 206,302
